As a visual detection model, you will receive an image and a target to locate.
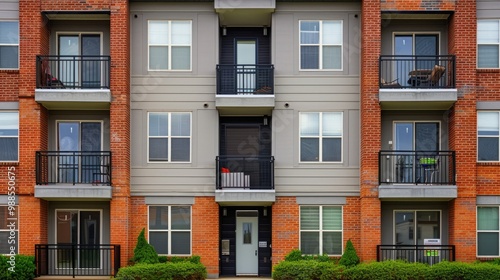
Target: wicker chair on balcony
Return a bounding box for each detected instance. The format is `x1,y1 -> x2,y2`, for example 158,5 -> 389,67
419,65 -> 446,87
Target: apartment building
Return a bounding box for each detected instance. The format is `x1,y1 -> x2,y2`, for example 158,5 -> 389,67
0,0 -> 499,279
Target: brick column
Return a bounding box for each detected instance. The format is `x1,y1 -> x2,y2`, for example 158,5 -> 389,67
447,0 -> 477,262
271,197 -> 299,265
192,197 -> 219,276
109,0 -> 131,268
359,0 -> 382,262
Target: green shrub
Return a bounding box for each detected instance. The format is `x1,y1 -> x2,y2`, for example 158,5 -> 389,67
115,262 -> 207,280
425,261 -> 500,280
339,239 -> 360,267
158,256 -> 168,263
284,249 -> 303,262
0,255 -> 35,280
132,228 -> 159,264
342,260 -> 429,280
273,260 -> 341,280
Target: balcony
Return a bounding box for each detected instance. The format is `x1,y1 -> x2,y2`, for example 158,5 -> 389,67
379,55 -> 457,110
378,151 -> 457,200
377,244 -> 455,264
35,244 -> 120,277
216,64 -> 275,115
34,151 -> 112,200
215,156 -> 275,205
35,55 -> 111,110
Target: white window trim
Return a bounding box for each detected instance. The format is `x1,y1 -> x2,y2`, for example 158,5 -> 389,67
0,21 -> 19,70
299,20 -> 343,71
0,205 -> 18,255
477,111 -> 500,162
477,19 -> 500,69
148,205 -> 192,256
299,112 -> 343,163
147,20 -> 192,71
0,111 -> 19,163
299,205 -> 343,256
147,112 -> 192,163
477,206 -> 500,257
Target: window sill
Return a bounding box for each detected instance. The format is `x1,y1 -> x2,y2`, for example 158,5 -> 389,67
477,162 -> 500,166
0,162 -> 19,166
477,68 -> 500,73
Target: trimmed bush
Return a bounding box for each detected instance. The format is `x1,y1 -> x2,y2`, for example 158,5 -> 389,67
115,262 -> 207,280
284,249 -> 303,262
0,255 -> 35,280
273,260 -> 342,280
132,228 -> 159,264
425,261 -> 500,280
339,239 -> 360,267
342,260 -> 430,280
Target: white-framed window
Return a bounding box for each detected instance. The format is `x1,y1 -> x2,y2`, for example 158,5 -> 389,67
148,112 -> 191,162
0,112 -> 19,162
300,112 -> 343,162
477,206 -> 500,257
148,206 -> 191,255
0,21 -> 19,69
148,20 -> 192,71
299,20 -> 342,70
300,206 -> 342,255
477,20 -> 500,68
0,205 -> 18,255
477,111 -> 499,161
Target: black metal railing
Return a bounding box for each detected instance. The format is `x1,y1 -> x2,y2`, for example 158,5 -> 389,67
377,244 -> 455,264
36,55 -> 111,89
36,151 -> 112,185
379,150 -> 455,185
216,64 -> 274,95
216,156 -> 274,189
379,55 -> 455,89
35,244 -> 120,277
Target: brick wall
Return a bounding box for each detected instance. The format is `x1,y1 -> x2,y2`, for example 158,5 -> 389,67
381,0 -> 456,11
192,197 -> 219,275
271,197 -> 299,264
360,0 -> 382,262
447,0 -> 477,262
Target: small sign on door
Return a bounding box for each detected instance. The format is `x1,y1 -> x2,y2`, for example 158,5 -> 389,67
259,241 -> 267,248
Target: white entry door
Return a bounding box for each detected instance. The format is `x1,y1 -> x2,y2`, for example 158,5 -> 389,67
236,211 -> 258,275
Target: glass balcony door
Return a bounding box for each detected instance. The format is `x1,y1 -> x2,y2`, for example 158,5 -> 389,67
236,39 -> 256,94
394,34 -> 438,86
394,122 -> 440,183
57,122 -> 102,184
58,34 -> 101,88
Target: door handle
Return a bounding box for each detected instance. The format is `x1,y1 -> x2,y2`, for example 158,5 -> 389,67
255,250 -> 257,256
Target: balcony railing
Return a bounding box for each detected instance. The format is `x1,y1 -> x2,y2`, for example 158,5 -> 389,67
35,244 -> 120,277
377,244 -> 455,264
379,150 -> 456,185
36,55 -> 111,89
36,151 -> 111,185
216,64 -> 274,95
216,156 -> 274,189
379,55 -> 455,89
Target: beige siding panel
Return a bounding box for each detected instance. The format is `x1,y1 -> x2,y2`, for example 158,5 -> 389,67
0,0 -> 18,19
477,0 -> 500,18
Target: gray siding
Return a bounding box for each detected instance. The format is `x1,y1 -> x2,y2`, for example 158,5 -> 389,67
0,0 -> 18,19
477,0 -> 500,19
130,2 -> 361,197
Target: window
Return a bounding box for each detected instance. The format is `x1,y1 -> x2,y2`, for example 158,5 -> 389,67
148,112 -> 191,162
0,205 -> 18,255
478,20 -> 500,68
148,20 -> 191,70
300,20 -> 342,70
149,206 -> 191,255
300,112 -> 342,162
477,207 -> 500,256
0,112 -> 18,162
478,112 -> 499,161
0,21 -> 19,69
300,206 -> 342,255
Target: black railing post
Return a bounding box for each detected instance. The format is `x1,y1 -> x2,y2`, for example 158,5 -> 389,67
114,245 -> 121,276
